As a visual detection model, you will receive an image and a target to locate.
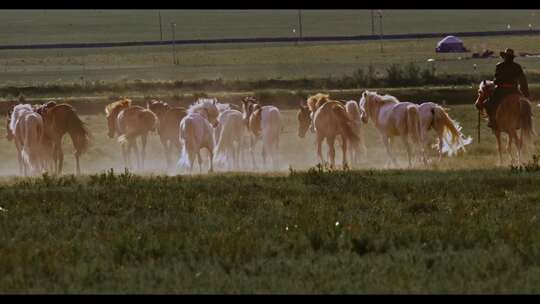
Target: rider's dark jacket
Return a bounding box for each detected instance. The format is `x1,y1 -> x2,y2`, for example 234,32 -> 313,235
493,60 -> 530,99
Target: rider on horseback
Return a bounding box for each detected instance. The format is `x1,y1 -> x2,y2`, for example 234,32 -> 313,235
481,48 -> 530,128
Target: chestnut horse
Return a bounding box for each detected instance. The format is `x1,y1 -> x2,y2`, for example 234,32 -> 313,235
475,80 -> 535,165
105,98 -> 158,170
147,100 -> 187,169
36,102 -> 91,175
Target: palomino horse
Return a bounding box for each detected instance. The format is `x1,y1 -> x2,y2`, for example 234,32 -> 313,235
360,91 -> 423,168
417,102 -> 472,161
9,104 -> 44,176
475,80 -> 535,165
6,105 -> 25,174
213,103 -> 247,171
147,100 -> 187,169
300,93 -> 359,168
35,102 -> 91,175
345,100 -> 368,165
241,97 -> 282,170
178,98 -> 220,174
105,98 -> 158,170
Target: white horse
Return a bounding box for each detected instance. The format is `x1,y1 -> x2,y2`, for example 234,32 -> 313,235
178,98 -> 219,174
9,104 -> 44,176
418,102 -> 472,161
359,90 -> 423,168
242,98 -> 282,170
344,100 -> 368,165
213,103 -> 247,171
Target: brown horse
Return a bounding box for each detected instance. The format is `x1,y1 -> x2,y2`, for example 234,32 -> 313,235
105,98 -> 158,170
475,80 -> 535,165
303,93 -> 359,168
147,100 -> 187,169
36,102 -> 91,175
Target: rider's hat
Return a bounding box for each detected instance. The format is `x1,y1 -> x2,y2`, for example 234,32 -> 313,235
500,48 -> 516,59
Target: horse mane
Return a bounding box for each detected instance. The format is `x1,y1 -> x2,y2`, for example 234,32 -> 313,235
480,80 -> 495,90
9,104 -> 33,132
307,93 -> 331,112
105,98 -> 132,117
215,102 -> 231,113
187,98 -> 217,114
364,91 -> 400,105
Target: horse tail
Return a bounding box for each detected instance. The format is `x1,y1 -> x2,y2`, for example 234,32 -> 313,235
213,121 -> 229,167
333,105 -> 359,145
406,105 -> 422,145
520,99 -> 535,151
141,110 -> 159,132
66,110 -> 91,155
117,134 -> 128,145
177,119 -> 195,170
22,115 -> 43,173
433,106 -> 460,142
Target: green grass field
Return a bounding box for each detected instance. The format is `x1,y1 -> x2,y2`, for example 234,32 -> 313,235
2,10 -> 539,44
1,10 -> 540,88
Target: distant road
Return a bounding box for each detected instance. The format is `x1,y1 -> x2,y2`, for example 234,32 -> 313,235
0,29 -> 539,50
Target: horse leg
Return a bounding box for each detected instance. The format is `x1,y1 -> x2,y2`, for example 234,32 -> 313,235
140,135 -> 147,170
121,142 -> 129,169
132,139 -> 141,170
56,141 -> 64,176
208,148 -> 214,173
250,136 -> 257,170
327,136 -> 336,169
509,129 -> 521,165
233,142 -> 239,170
74,149 -> 81,176
197,151 -> 203,174
262,145 -> 267,170
383,136 -> 396,168
401,135 -> 413,168
161,137 -> 171,169
437,133 -> 444,162
341,135 -> 348,169
507,132 -> 516,165
316,134 -> 325,166
495,131 -> 503,166
16,146 -> 23,175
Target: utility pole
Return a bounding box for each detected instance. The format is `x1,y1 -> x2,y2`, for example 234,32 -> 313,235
298,10 -> 303,42
171,22 -> 177,65
371,10 -> 375,35
159,11 -> 163,41
378,10 -> 383,53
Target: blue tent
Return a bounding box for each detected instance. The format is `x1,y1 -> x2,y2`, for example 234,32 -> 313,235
436,36 -> 468,53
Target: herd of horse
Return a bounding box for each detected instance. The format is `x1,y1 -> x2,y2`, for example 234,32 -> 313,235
4,80 -> 535,176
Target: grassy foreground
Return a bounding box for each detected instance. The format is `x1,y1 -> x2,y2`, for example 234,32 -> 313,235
0,168 -> 539,293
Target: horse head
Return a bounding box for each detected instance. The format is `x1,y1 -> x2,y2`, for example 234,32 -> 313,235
105,99 -> 131,139
248,104 -> 263,137
297,100 -> 311,138
476,80 -> 494,108
6,106 -> 14,141
147,100 -> 170,118
242,96 -> 258,123
306,93 -> 330,112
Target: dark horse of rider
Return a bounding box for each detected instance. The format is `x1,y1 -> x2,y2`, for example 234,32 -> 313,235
482,48 -> 530,128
